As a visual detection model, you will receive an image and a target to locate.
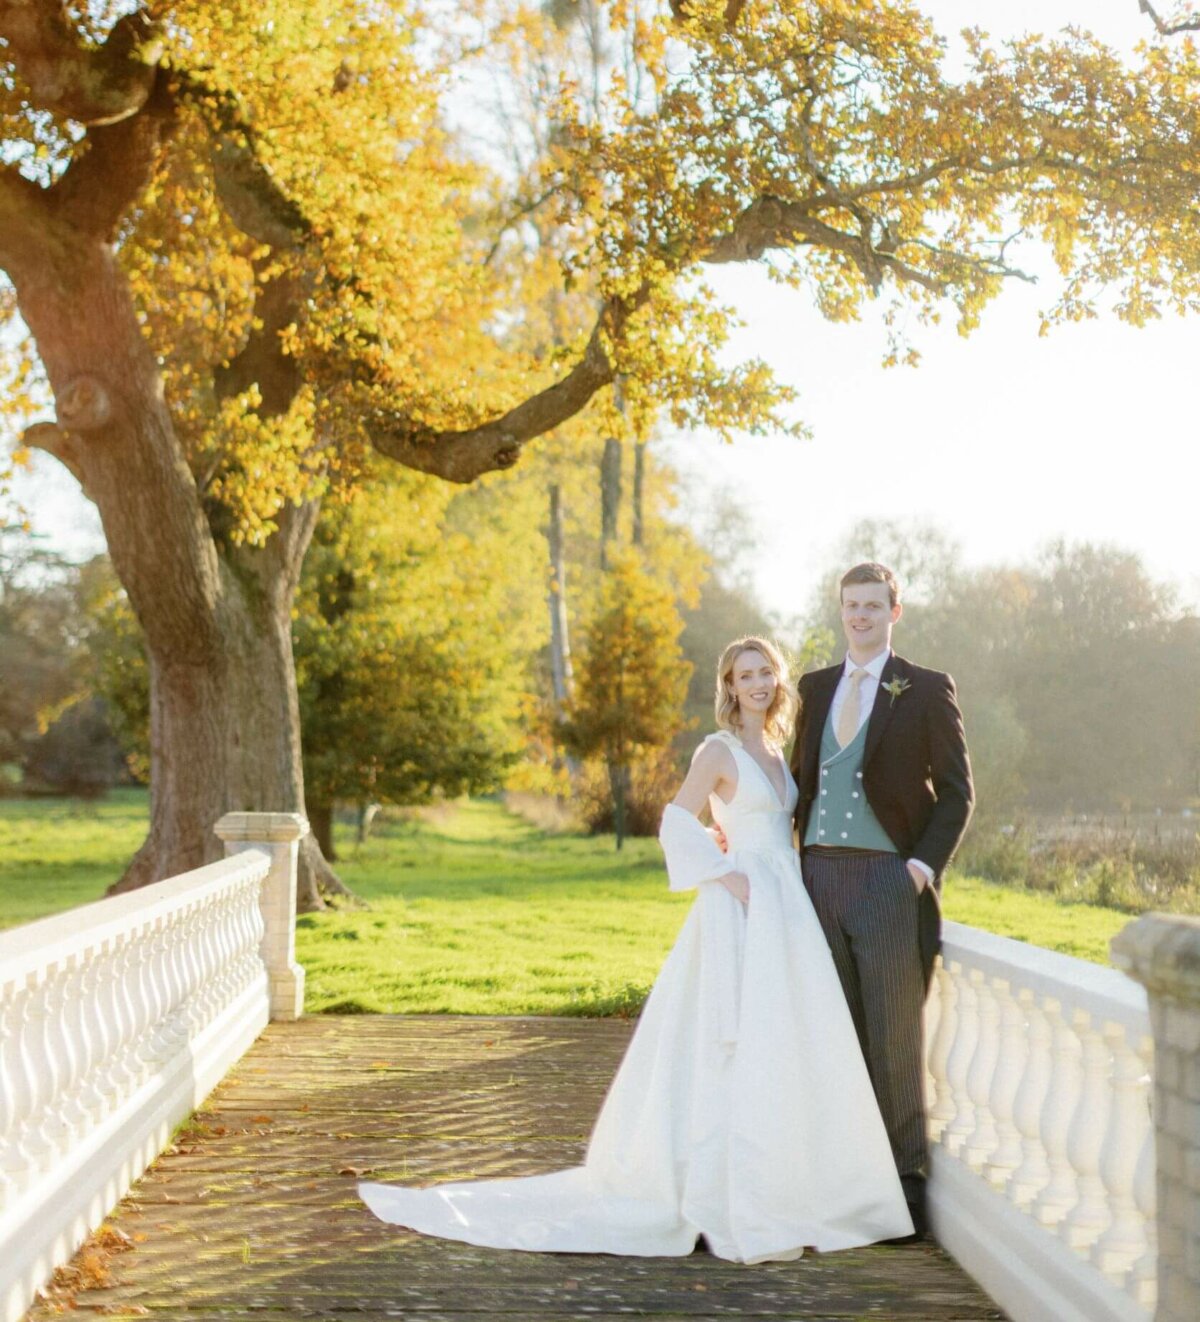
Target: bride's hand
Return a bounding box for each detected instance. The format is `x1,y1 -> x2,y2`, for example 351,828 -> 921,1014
717,870 -> 750,907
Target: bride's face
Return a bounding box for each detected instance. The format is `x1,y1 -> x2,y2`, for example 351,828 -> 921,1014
729,649 -> 777,717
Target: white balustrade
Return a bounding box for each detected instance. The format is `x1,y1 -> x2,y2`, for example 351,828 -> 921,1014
926,920 -> 1154,1322
0,811 -> 308,1322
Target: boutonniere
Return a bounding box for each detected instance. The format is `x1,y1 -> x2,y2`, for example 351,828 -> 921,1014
883,677 -> 911,707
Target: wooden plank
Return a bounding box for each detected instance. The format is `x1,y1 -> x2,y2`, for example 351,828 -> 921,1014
25,1016 -> 1005,1320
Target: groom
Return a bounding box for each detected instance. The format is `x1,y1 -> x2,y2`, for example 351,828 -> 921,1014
790,561 -> 973,1239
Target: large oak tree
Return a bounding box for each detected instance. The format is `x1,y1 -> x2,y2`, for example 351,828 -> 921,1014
0,1 -> 1151,904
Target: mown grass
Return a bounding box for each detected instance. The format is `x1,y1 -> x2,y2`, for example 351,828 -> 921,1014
1,793 -> 1137,1014
0,789 -> 151,928
299,801 -> 686,1015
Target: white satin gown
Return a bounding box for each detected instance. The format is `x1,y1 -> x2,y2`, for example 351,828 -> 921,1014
359,731 -> 912,1261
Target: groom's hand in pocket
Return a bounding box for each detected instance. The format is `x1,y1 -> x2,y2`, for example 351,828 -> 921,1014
906,860 -> 930,894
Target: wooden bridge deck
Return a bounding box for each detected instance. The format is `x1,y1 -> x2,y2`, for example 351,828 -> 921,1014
30,1016 -> 1005,1321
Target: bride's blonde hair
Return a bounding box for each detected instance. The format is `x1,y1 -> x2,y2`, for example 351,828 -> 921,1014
714,637 -> 798,748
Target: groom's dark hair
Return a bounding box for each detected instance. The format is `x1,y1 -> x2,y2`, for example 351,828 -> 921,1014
840,562 -> 901,609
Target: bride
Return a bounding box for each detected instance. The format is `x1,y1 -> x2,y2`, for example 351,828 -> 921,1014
359,636 -> 912,1260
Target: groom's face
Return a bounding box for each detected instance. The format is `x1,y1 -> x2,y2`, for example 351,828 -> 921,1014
840,582 -> 901,657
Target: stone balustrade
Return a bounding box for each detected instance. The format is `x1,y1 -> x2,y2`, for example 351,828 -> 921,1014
0,812 -> 308,1322
927,920 -> 1154,1322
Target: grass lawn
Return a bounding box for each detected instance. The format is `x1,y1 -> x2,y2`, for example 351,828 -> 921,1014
1,793 -> 1137,1013
0,789 -> 152,928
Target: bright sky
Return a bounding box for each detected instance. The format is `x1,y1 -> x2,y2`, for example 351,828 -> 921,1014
9,2 -> 1197,618
663,0 -> 1200,619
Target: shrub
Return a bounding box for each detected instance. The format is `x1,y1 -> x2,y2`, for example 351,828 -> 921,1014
960,822 -> 1200,915
574,750 -> 683,839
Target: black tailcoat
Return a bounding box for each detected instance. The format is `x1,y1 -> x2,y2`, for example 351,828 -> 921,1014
790,652 -> 975,983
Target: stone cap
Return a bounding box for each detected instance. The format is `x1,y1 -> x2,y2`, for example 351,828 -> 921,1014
1111,912 -> 1200,1000
213,811 -> 311,844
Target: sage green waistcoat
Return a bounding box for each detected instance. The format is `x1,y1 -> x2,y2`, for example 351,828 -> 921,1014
802,706 -> 897,852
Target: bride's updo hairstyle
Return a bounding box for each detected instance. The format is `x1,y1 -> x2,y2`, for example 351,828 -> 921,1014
714,637 -> 798,749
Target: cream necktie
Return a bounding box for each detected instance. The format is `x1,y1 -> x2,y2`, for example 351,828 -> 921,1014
836,668 -> 869,748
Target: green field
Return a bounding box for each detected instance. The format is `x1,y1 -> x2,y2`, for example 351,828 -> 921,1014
0,792 -> 1137,1013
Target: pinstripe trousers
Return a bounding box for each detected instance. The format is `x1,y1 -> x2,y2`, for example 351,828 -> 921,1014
801,849 -> 928,1183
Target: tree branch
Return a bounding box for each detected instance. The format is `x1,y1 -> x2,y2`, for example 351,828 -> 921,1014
23,419 -> 87,488
45,71 -> 175,239
0,4 -> 162,125
176,70 -> 311,250
1137,1 -> 1200,36
369,295 -> 638,483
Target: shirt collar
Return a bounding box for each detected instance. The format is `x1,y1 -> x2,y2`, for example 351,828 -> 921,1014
842,648 -> 891,681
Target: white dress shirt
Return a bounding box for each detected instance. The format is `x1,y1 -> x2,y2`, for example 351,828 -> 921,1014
830,649 -> 933,884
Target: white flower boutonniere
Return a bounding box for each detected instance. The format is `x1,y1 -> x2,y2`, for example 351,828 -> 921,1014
883,677 -> 911,707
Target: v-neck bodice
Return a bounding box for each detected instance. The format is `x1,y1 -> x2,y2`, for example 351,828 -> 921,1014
704,731 -> 797,856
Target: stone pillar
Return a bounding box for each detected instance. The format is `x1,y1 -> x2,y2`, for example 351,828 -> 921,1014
213,812 -> 309,1021
1111,913 -> 1200,1322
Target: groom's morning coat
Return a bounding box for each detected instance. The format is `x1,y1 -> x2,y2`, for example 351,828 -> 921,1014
790,653 -> 974,982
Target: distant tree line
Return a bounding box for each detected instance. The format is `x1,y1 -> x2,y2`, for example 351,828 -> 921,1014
804,523 -> 1200,819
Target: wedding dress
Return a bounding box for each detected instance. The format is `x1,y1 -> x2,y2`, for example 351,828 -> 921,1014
359,731 -> 912,1261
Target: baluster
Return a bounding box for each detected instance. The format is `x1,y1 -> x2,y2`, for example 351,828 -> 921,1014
923,966 -> 942,1111
197,894 -> 224,1022
214,889 -> 241,1008
984,977 -> 1026,1190
151,916 -> 182,1061
180,901 -> 208,1036
112,936 -> 149,1088
26,966 -> 74,1157
239,877 -> 266,991
53,955 -> 91,1136
76,946 -> 117,1117
1010,990 -> 1053,1208
964,970 -> 1001,1168
1127,1038 -> 1157,1313
927,961 -> 958,1143
96,938 -> 137,1100
1092,1025 -> 1152,1283
1032,996 -> 1083,1229
0,981 -> 36,1195
1063,1008 -> 1113,1250
944,961 -> 978,1156
159,910 -> 192,1052
141,920 -> 175,1065
128,919 -> 163,1074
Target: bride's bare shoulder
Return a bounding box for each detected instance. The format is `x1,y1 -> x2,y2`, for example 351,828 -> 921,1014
691,730 -> 739,765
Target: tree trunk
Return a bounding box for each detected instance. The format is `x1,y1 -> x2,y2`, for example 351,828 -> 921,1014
599,437 -> 622,572
357,801 -> 381,844
309,801 -> 337,862
546,483 -> 576,709
632,439 -> 646,548
13,231 -> 353,911
608,758 -> 629,850
113,515 -> 354,909
546,483 -> 581,788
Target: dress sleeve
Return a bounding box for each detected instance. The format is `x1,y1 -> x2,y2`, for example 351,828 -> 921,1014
658,802 -> 733,892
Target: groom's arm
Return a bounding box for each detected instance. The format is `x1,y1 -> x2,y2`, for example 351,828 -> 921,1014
912,673 -> 974,884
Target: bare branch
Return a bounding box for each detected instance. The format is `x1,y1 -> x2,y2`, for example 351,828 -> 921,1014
483,185 -> 561,266
0,5 -> 162,125
1138,1 -> 1200,36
